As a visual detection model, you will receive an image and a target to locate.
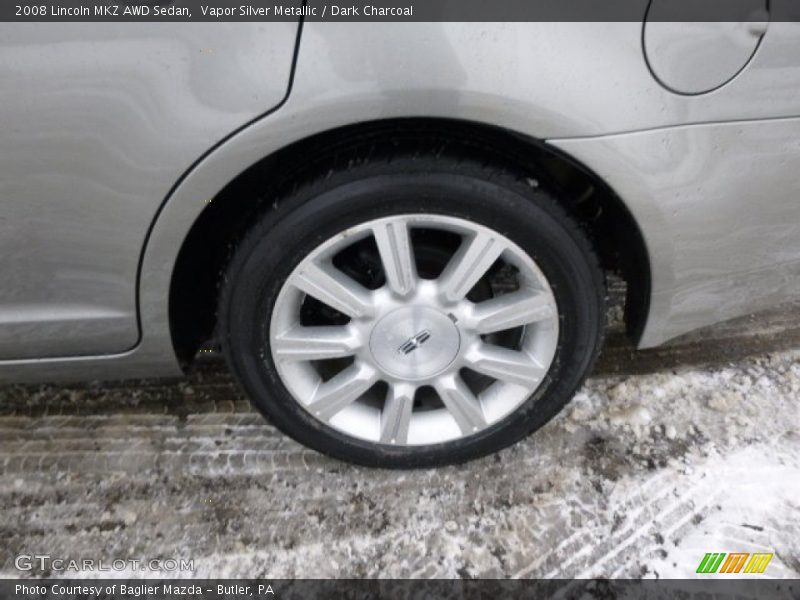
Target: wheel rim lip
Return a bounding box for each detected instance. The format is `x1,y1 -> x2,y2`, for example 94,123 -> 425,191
269,213 -> 560,447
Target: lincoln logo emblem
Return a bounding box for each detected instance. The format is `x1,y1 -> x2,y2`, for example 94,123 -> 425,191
398,329 -> 432,355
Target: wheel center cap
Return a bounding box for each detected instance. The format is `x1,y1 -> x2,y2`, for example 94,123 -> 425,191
369,306 -> 461,380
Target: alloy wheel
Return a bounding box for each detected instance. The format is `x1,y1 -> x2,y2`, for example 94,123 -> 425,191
269,214 -> 560,446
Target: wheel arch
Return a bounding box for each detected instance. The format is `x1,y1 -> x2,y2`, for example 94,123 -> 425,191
161,118 -> 651,365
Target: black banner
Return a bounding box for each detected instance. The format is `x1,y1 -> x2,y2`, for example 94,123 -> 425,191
2,579 -> 799,600
4,0 -> 800,22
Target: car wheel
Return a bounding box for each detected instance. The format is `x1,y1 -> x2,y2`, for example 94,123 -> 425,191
219,155 -> 605,467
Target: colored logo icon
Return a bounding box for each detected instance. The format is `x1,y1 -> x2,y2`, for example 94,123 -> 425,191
696,552 -> 773,574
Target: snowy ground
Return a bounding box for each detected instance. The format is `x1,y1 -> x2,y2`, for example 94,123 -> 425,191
0,295 -> 798,579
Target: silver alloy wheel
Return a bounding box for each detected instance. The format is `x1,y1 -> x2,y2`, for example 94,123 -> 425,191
269,214 -> 559,446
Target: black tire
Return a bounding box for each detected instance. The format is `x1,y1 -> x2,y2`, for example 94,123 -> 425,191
219,155 -> 605,468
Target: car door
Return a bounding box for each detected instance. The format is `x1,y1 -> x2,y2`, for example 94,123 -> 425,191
0,22 -> 299,359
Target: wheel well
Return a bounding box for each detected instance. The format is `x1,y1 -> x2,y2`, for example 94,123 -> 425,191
169,118 -> 651,365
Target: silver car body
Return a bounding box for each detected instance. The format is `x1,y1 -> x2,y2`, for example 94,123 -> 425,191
2,20 -> 800,383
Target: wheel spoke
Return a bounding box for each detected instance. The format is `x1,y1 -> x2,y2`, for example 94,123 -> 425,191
291,261 -> 374,319
469,289 -> 555,334
465,343 -> 546,388
438,231 -> 505,302
434,374 -> 487,434
372,220 -> 417,296
380,383 -> 415,444
308,363 -> 378,421
273,325 -> 360,362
